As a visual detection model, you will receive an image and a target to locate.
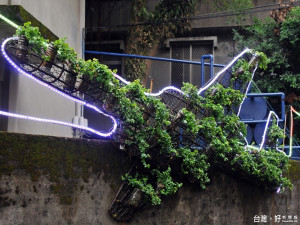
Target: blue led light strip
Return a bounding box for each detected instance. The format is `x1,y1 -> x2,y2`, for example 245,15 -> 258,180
1,37 -> 117,138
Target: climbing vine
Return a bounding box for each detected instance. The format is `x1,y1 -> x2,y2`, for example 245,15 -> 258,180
125,0 -> 256,83
14,23 -> 292,208
125,0 -> 198,83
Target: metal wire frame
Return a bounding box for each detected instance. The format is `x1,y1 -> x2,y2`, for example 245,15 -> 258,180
5,37 -> 257,160
4,38 -> 262,221
108,50 -> 259,221
5,39 -> 117,115
5,38 -> 256,153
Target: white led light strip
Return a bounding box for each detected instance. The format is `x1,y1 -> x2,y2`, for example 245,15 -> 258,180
259,111 -> 280,150
0,110 -> 113,137
1,37 -> 117,138
113,48 -> 256,122
1,37 -> 286,154
198,48 -> 252,95
243,111 -> 286,153
244,110 -> 286,193
112,48 -> 252,98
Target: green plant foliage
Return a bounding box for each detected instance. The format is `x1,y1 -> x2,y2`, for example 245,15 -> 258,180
234,7 -> 300,93
15,25 -> 292,206
15,22 -> 48,54
232,147 -> 291,189
120,53 -> 290,205
53,37 -> 77,66
233,17 -> 291,93
211,0 -> 253,11
266,117 -> 285,147
154,166 -> 183,196
233,6 -> 300,140
177,148 -> 210,188
123,173 -> 162,205
280,7 -> 300,45
125,0 -> 198,82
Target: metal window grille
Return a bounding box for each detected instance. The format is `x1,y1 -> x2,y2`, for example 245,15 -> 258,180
171,42 -> 213,88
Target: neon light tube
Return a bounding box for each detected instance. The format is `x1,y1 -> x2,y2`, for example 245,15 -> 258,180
0,13 -> 19,29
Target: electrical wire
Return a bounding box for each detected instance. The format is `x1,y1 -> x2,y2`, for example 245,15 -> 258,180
86,1 -> 300,31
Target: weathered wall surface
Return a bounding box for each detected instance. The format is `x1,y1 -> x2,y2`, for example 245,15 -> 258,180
0,132 -> 299,225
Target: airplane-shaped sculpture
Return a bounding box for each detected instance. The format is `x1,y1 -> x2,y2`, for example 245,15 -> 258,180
1,37 -> 256,139
1,36 -> 287,221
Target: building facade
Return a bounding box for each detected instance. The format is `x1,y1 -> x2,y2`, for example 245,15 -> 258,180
0,0 -> 281,138
84,0 -> 279,92
82,0 -> 280,135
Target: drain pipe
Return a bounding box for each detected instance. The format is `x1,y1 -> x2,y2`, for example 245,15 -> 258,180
72,27 -> 88,138
72,101 -> 88,138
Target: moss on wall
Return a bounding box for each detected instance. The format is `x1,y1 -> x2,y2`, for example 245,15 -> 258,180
288,160 -> 300,181
0,5 -> 57,41
0,132 -> 299,224
0,132 -> 128,205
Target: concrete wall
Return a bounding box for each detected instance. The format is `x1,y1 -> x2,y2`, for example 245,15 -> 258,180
0,132 -> 299,225
0,0 -> 85,137
18,0 -> 85,56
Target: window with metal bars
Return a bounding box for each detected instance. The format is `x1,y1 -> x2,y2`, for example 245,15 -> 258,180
170,41 -> 213,89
